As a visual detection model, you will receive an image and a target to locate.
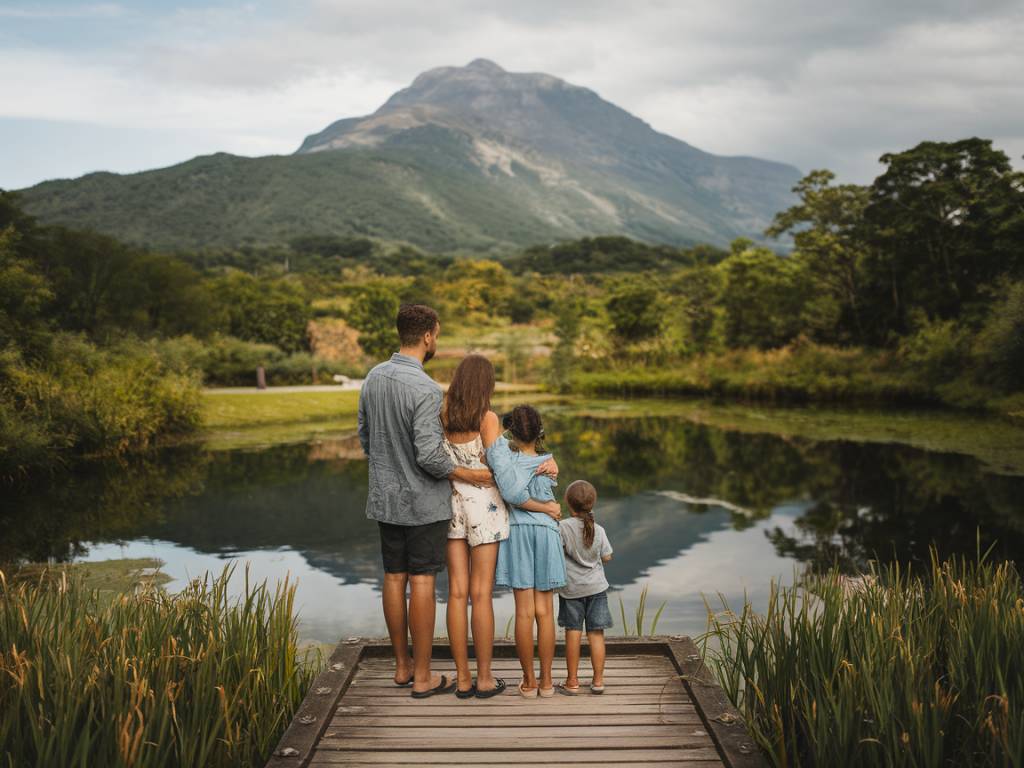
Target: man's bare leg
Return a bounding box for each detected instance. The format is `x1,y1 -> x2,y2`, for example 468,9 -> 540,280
382,572 -> 412,684
446,540 -> 472,692
409,573 -> 442,693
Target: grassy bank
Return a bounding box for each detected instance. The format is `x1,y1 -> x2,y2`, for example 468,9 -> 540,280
703,552 -> 1023,766
0,565 -> 318,768
569,343 -> 1024,421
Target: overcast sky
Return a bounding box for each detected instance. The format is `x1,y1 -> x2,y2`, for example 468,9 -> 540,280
2,0 -> 1022,190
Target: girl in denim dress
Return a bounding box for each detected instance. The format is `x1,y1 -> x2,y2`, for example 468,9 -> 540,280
482,405 -> 566,697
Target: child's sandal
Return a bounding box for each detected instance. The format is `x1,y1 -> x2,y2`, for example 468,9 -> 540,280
590,682 -> 606,695
556,683 -> 581,696
538,685 -> 556,698
518,679 -> 538,698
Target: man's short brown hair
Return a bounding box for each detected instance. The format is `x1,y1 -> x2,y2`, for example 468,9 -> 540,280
396,304 -> 440,346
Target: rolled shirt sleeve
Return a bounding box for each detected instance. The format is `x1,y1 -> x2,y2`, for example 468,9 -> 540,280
412,389 -> 456,479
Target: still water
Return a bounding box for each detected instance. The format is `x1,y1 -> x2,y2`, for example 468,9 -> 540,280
4,399 -> 1023,641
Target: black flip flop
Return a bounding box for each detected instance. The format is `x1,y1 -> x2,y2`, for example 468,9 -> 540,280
455,682 -> 477,699
410,674 -> 457,699
474,678 -> 507,699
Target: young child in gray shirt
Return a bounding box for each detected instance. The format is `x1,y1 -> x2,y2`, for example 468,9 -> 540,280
557,480 -> 614,695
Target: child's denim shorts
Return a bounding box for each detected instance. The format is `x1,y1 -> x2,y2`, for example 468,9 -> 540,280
557,590 -> 613,632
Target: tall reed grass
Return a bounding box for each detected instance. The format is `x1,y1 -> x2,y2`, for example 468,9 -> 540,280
702,552 -> 1023,767
0,565 -> 318,768
618,584 -> 666,637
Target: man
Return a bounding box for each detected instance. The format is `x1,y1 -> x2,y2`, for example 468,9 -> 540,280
357,303 -> 493,697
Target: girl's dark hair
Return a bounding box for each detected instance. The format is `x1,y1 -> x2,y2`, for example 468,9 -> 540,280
502,404 -> 545,452
566,480 -> 598,548
442,355 -> 495,434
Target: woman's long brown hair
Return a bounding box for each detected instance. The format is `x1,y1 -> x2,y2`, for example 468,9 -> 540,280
442,354 -> 496,434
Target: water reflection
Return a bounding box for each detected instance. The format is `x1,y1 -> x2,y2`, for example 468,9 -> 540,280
3,409 -> 1022,640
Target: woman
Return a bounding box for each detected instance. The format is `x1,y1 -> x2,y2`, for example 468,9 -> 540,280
443,355 -> 557,698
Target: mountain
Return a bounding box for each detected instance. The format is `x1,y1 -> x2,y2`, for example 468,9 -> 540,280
16,59 -> 801,253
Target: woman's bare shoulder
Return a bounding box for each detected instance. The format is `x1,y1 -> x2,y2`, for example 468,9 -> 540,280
480,410 -> 501,445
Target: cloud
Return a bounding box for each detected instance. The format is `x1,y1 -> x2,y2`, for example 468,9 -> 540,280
1,0 -> 1022,188
0,3 -> 124,19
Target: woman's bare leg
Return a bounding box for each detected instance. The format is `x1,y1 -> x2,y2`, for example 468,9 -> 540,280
446,539 -> 472,692
469,542 -> 499,691
564,629 -> 583,688
534,589 -> 555,690
512,588 -> 537,689
587,630 -> 606,687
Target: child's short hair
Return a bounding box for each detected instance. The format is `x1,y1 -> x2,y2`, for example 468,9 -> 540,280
565,480 -> 597,513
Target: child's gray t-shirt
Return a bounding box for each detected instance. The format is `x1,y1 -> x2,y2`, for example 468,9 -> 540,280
558,517 -> 613,599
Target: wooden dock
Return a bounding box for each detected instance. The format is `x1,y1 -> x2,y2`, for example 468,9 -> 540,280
266,637 -> 766,768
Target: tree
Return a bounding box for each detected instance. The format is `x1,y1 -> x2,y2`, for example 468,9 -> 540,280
767,170 -> 871,343
720,240 -> 806,349
347,283 -> 400,361
0,226 -> 53,360
211,271 -> 311,353
605,280 -> 663,341
863,139 -> 1024,335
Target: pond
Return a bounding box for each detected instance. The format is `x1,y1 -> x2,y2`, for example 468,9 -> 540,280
3,397 -> 1023,642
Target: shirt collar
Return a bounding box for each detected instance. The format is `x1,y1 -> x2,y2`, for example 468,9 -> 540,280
391,352 -> 425,370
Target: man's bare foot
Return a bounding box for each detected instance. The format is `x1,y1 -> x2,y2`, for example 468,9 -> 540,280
393,658 -> 413,686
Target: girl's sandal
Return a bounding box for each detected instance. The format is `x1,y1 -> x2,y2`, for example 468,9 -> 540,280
590,683 -> 606,695
517,679 -> 538,698
556,683 -> 581,696
538,685 -> 556,698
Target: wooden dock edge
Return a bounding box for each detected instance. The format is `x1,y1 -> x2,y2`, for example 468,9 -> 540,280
265,635 -> 769,768
664,636 -> 769,768
265,637 -> 366,768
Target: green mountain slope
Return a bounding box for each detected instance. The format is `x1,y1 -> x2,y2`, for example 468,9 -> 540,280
17,59 -> 801,252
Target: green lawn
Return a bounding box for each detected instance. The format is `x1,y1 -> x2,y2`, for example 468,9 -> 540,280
202,389 -> 360,430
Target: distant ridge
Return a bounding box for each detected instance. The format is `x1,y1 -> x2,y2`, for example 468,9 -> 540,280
18,59 -> 800,252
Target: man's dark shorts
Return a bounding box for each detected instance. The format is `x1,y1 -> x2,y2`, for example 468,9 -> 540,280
378,519 -> 449,575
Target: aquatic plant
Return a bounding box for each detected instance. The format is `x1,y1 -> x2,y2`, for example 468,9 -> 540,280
0,565 -> 318,768
702,550 -> 1024,766
617,584 -> 667,637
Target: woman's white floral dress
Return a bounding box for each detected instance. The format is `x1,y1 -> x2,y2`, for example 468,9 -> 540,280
444,435 -> 510,547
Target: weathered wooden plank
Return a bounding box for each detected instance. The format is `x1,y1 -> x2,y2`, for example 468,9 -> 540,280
331,713 -> 704,727
310,762 -> 718,768
353,667 -> 678,679
322,725 -> 713,742
264,637 -> 365,768
331,708 -> 700,720
308,747 -> 724,764
667,637 -> 767,768
341,687 -> 689,699
319,735 -> 714,751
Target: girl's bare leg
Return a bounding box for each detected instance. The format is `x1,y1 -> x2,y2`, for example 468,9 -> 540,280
564,629 -> 583,688
587,629 -> 606,687
469,542 -> 499,691
534,589 -> 555,690
512,588 -> 537,689
445,539 -> 472,692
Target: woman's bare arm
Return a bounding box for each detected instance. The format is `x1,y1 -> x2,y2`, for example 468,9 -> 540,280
480,410 -> 501,448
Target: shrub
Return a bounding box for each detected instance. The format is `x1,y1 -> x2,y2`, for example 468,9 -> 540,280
0,566 -> 319,767
704,552 -> 1024,767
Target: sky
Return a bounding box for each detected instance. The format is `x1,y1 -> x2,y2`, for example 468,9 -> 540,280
2,0 -> 1022,190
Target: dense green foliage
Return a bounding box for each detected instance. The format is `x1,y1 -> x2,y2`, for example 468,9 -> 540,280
0,566 -> 318,767
705,553 -> 1023,766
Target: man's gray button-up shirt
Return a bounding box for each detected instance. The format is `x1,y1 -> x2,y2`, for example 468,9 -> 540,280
357,353 -> 456,526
